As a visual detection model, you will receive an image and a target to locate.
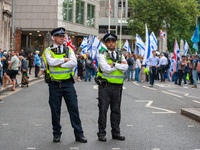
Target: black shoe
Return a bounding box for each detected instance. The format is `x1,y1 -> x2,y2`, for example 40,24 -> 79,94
76,136 -> 87,143
112,135 -> 125,141
53,136 -> 61,143
98,136 -> 107,142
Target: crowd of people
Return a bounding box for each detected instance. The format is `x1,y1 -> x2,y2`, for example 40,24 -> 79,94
0,48 -> 43,92
75,51 -> 200,88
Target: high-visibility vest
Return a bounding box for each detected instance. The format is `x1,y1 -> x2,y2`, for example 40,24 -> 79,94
97,53 -> 124,84
43,46 -> 74,80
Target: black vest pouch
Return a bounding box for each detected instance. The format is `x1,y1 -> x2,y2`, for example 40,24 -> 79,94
44,70 -> 51,83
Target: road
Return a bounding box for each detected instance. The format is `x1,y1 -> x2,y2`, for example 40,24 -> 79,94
0,79 -> 200,150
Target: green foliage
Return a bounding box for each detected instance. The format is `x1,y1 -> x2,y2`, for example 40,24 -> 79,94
128,0 -> 199,52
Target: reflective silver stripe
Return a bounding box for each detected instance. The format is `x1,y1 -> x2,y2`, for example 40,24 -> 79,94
102,74 -> 124,79
50,70 -> 73,74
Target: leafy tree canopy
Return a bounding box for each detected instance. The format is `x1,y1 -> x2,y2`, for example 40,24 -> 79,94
128,0 -> 199,52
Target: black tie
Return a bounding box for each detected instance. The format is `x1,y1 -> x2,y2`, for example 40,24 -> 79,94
111,52 -> 115,59
58,46 -> 61,54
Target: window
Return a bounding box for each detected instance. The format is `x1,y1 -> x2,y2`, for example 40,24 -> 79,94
63,0 -> 73,22
87,4 -> 95,27
76,0 -> 84,25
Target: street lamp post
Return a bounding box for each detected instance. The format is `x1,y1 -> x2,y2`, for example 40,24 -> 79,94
11,0 -> 15,50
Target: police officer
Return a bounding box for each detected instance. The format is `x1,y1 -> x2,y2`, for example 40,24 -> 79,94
97,33 -> 128,142
43,27 -> 87,143
148,50 -> 159,87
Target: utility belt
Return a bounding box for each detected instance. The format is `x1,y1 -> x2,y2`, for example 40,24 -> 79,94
95,77 -> 122,87
44,70 -> 75,84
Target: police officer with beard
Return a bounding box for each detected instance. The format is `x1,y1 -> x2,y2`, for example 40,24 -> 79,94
43,27 -> 87,143
96,33 -> 128,142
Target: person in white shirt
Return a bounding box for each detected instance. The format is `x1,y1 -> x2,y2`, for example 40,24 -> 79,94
159,53 -> 168,82
135,55 -> 141,82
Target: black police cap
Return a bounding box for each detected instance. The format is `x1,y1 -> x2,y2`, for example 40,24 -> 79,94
103,33 -> 117,42
51,27 -> 66,36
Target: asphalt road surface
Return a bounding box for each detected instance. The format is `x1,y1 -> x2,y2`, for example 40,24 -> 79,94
0,79 -> 200,150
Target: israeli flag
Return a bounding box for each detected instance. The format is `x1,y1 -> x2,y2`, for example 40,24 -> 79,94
139,47 -> 145,56
80,37 -> 87,54
136,34 -> 145,52
123,40 -> 131,53
150,32 -> 158,51
87,34 -> 93,53
91,36 -> 101,59
142,24 -> 151,65
184,40 -> 189,56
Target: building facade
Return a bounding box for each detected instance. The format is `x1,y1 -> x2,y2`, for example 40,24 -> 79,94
14,0 -> 100,53
0,0 -> 12,51
99,0 -> 133,50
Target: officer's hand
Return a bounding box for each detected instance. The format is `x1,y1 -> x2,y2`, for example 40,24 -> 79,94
149,65 -> 152,67
64,58 -> 70,62
156,65 -> 158,68
57,64 -> 61,67
121,61 -> 127,64
108,63 -> 113,66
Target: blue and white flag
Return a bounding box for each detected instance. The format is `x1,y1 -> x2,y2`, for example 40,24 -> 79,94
123,40 -> 131,53
139,47 -> 145,56
87,34 -> 93,53
91,36 -> 101,59
143,24 -> 151,65
136,34 -> 145,52
150,32 -> 158,51
134,44 -> 138,55
80,37 -> 87,54
184,40 -> 189,56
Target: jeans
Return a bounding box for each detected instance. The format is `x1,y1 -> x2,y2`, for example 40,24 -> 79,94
161,65 -> 166,81
150,67 -> 156,85
85,68 -> 93,81
135,68 -> 140,82
192,70 -> 198,86
174,72 -> 179,84
166,69 -> 170,81
127,67 -> 134,80
48,82 -> 83,138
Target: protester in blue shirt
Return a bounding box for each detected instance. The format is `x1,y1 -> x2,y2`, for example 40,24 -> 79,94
127,54 -> 135,81
192,55 -> 198,88
34,50 -> 41,77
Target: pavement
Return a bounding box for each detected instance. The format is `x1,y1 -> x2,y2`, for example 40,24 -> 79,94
0,68 -> 43,96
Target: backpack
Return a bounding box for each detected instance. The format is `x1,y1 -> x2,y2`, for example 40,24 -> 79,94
166,58 -> 171,69
85,58 -> 92,67
127,58 -> 133,66
197,61 -> 200,72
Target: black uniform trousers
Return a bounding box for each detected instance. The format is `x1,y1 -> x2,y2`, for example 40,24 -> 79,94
97,83 -> 122,137
48,81 -> 84,138
178,69 -> 184,85
35,65 -> 40,77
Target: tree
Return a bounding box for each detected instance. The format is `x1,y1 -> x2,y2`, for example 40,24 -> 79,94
128,0 -> 199,52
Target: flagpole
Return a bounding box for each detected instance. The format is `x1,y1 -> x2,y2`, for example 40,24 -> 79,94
120,0 -> 123,50
108,0 -> 111,33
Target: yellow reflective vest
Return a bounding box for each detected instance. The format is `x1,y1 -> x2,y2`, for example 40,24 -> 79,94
43,46 -> 74,80
97,53 -> 124,84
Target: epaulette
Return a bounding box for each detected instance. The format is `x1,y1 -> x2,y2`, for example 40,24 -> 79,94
101,50 -> 108,54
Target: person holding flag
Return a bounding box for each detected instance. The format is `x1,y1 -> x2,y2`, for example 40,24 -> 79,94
96,33 -> 128,142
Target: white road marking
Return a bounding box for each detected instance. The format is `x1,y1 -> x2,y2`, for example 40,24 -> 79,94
112,148 -> 121,150
188,125 -> 194,128
2,123 -> 8,126
193,100 -> 200,104
70,147 -> 79,150
126,125 -> 133,127
155,84 -> 165,87
0,101 -> 4,103
133,82 -> 140,86
123,86 -> 126,90
188,95 -> 200,100
93,85 -> 98,90
136,100 -> 176,114
161,91 -> 183,98
157,125 -> 164,128
143,86 -> 157,90
184,93 -> 189,96
27,148 -> 36,150
183,86 -> 188,89
152,149 -> 160,150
